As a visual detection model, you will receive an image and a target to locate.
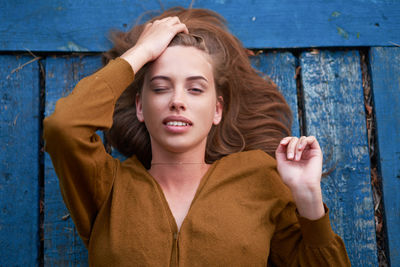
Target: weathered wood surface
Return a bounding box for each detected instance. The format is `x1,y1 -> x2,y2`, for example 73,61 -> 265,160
0,56 -> 40,265
44,55 -> 101,266
39,51 -> 380,266
369,47 -> 400,266
43,52 -> 301,265
300,50 -> 377,266
251,52 -> 300,136
1,0 -> 400,51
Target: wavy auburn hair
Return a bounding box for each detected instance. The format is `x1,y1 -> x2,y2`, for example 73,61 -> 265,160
103,7 -> 292,168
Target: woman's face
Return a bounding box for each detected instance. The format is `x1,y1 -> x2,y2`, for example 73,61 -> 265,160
136,46 -> 223,155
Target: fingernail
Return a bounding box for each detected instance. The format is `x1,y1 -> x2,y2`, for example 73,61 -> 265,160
288,153 -> 294,159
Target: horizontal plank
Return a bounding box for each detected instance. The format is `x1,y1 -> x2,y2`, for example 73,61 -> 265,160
300,50 -> 377,266
369,47 -> 400,266
0,56 -> 40,265
0,0 -> 399,51
44,56 -> 102,265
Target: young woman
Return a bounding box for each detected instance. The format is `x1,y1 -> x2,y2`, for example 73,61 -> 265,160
44,7 -> 350,266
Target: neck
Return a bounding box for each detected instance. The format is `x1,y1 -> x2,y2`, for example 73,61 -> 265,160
149,145 -> 209,192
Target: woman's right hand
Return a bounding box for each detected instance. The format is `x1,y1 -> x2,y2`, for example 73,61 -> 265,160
121,17 -> 189,73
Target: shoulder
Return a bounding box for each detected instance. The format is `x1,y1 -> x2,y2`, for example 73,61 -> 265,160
218,149 -> 277,171
216,150 -> 292,197
214,149 -> 279,183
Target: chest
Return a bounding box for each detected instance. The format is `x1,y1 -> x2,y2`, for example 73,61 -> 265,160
162,188 -> 197,231
89,173 -> 277,265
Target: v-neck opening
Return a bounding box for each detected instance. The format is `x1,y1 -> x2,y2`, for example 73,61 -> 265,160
134,157 -> 221,234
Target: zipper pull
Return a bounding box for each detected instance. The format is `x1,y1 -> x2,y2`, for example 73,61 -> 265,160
173,232 -> 179,240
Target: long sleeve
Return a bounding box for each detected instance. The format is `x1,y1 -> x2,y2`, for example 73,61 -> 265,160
269,200 -> 351,266
43,58 -> 134,246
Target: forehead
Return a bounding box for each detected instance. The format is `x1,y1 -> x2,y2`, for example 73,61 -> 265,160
146,46 -> 214,81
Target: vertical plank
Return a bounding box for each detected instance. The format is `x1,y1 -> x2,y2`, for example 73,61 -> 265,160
44,55 -> 102,265
369,47 -> 400,266
300,50 -> 377,266
251,51 -> 300,136
0,55 -> 40,265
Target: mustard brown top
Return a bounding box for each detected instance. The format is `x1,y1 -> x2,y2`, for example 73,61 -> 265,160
43,58 -> 351,266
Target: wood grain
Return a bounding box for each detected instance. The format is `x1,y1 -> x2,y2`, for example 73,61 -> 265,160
1,0 -> 399,51
300,50 -> 378,266
44,55 -> 102,266
250,51 -> 300,136
0,55 -> 40,265
369,47 -> 400,266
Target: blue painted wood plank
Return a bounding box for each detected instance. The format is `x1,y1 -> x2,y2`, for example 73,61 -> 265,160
369,47 -> 400,266
251,52 -> 300,136
1,0 -> 399,51
0,55 -> 40,265
300,50 -> 377,266
44,55 -> 102,265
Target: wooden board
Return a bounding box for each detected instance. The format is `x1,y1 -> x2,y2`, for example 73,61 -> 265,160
1,0 -> 399,51
44,55 -> 102,266
0,55 -> 40,265
300,50 -> 378,266
251,51 -> 300,136
369,47 -> 400,266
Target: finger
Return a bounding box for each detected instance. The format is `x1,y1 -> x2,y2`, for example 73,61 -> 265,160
172,23 -> 189,35
276,136 -> 294,156
279,136 -> 291,146
294,136 -> 306,161
143,22 -> 153,30
276,137 -> 292,157
286,137 -> 298,160
159,17 -> 171,21
165,16 -> 181,25
276,140 -> 288,154
300,136 -> 320,151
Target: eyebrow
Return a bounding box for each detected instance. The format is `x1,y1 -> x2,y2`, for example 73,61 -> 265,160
149,75 -> 209,83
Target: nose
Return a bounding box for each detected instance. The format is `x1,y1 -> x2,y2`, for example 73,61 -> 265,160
169,89 -> 186,111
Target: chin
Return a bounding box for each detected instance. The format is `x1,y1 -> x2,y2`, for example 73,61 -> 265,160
164,143 -> 197,154
149,134 -> 208,155
163,139 -> 207,154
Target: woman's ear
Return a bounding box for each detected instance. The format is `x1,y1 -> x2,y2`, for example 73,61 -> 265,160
136,93 -> 144,122
213,96 -> 223,125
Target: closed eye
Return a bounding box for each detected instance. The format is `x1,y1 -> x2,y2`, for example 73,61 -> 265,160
152,88 -> 169,93
188,88 -> 204,94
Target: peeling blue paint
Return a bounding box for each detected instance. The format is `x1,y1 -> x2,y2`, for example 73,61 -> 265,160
337,26 -> 349,39
57,41 -> 89,52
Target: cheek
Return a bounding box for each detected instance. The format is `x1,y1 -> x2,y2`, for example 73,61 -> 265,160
195,100 -> 217,124
141,95 -> 164,119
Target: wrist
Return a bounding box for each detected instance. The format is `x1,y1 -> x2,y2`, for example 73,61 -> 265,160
291,186 -> 325,220
120,45 -> 151,73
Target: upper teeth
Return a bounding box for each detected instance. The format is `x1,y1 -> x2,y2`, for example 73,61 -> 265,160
167,121 -> 189,126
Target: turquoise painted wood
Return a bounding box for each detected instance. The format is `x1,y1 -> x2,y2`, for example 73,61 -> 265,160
369,47 -> 400,266
1,0 -> 399,51
0,56 -> 40,265
44,55 -> 102,266
251,52 -> 300,136
300,50 -> 377,266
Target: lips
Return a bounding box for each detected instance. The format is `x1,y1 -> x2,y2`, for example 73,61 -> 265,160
162,116 -> 193,126
166,121 -> 190,126
162,116 -> 193,133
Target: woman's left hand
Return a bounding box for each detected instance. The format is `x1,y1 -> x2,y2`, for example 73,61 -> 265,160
275,136 -> 325,220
